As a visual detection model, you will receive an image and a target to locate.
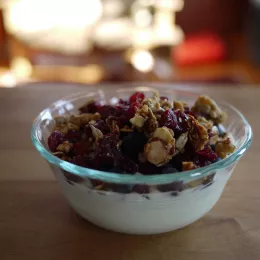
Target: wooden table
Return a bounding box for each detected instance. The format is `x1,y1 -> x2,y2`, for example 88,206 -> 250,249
0,83 -> 259,260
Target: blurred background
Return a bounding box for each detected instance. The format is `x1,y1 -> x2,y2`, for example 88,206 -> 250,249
0,0 -> 259,87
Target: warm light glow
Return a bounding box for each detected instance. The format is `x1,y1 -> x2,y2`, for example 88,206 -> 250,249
11,57 -> 32,80
131,50 -> 154,73
0,72 -> 17,88
4,0 -> 102,54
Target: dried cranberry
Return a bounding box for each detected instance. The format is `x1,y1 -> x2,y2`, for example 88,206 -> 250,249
93,120 -> 110,134
160,109 -> 190,135
157,181 -> 184,192
133,185 -> 149,194
98,105 -> 119,119
95,133 -> 120,168
160,96 -> 168,101
79,101 -> 100,114
197,146 -> 218,162
65,130 -> 82,142
73,141 -> 90,156
48,131 -> 65,152
159,109 -> 178,130
114,155 -> 138,174
126,102 -> 141,119
129,92 -> 145,104
118,99 -> 129,106
139,162 -> 160,175
109,184 -> 133,194
71,155 -> 87,166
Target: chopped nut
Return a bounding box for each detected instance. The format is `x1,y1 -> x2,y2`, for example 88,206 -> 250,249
160,100 -> 173,110
90,125 -> 104,140
197,116 -> 213,130
215,138 -> 236,159
69,115 -> 81,126
142,98 -> 163,113
55,116 -> 67,124
182,162 -> 197,171
54,123 -> 68,134
192,95 -> 227,123
79,113 -> 101,126
153,127 -> 174,144
173,101 -> 188,112
89,120 -> 96,125
144,118 -> 159,133
57,141 -> 73,153
68,122 -> 80,131
130,115 -> 146,128
144,138 -> 174,166
188,115 -> 209,151
175,132 -> 188,154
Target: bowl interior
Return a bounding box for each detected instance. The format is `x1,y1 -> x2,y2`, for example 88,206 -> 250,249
32,85 -> 252,184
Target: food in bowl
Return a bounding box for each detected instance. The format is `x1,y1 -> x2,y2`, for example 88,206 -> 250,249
32,86 -> 252,234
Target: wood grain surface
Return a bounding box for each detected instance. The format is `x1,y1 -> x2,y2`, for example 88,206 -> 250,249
0,83 -> 259,260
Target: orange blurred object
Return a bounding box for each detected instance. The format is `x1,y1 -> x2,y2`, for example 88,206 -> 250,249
172,32 -> 226,66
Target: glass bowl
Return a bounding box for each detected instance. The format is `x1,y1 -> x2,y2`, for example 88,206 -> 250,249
31,85 -> 252,234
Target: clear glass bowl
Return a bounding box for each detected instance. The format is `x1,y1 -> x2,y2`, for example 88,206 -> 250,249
31,85 -> 252,234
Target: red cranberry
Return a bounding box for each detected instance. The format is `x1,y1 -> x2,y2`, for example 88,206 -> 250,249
114,154 -> 138,174
98,105 -> 119,119
160,96 -> 168,101
79,101 -> 100,114
71,155 -> 87,166
73,141 -> 90,156
160,109 -> 178,131
48,131 -> 65,152
133,185 -> 149,194
197,146 -> 218,162
93,120 -> 110,134
129,92 -> 145,104
65,130 -> 82,142
157,181 -> 184,192
126,102 -> 141,119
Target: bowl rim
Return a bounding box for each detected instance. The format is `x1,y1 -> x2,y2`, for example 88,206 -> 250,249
31,85 -> 253,184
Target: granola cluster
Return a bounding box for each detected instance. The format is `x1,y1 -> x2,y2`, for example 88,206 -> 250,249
48,92 -> 236,175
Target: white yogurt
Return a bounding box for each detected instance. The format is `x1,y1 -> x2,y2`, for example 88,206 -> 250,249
52,164 -> 235,235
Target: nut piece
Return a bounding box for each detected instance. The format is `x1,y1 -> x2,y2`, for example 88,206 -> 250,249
215,138 -> 236,159
68,122 -> 80,131
69,115 -> 81,126
54,123 -> 68,134
173,101 -> 188,112
90,125 -> 104,140
79,113 -> 101,126
130,115 -> 146,128
55,116 -> 67,124
144,118 -> 159,133
192,95 -> 227,123
182,162 -> 197,171
153,127 -> 174,143
197,116 -> 213,130
144,138 -> 174,166
57,141 -> 73,153
175,132 -> 188,154
144,127 -> 175,166
188,115 -> 209,151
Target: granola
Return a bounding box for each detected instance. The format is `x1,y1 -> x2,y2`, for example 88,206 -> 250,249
48,91 -> 236,176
